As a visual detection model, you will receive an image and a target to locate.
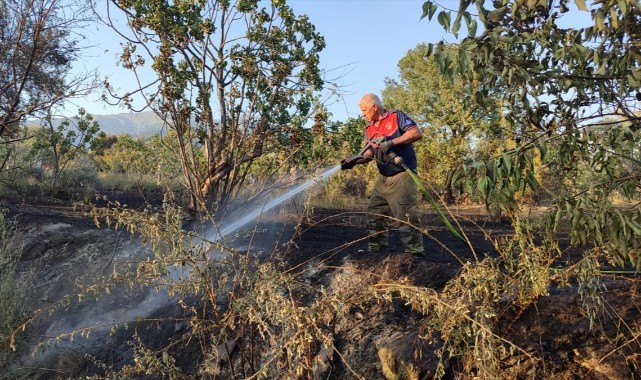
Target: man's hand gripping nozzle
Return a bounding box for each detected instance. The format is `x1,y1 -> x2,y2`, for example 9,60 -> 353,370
339,141 -> 374,170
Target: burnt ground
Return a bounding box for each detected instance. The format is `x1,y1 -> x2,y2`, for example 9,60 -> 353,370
282,207 -> 641,379
2,192 -> 641,379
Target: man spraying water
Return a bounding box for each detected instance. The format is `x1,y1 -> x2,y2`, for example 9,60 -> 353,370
339,93 -> 425,256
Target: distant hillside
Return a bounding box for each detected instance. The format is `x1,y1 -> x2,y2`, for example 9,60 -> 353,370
91,111 -> 165,138
25,111 -> 166,138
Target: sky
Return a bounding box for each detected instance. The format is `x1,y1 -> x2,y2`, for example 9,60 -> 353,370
68,0 -> 456,122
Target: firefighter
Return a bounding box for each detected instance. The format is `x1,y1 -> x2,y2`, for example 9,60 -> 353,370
340,93 -> 424,256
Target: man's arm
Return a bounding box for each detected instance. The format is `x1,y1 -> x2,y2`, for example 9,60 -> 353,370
359,150 -> 374,163
390,125 -> 422,146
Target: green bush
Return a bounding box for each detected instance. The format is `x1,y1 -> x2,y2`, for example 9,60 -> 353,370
55,155 -> 99,189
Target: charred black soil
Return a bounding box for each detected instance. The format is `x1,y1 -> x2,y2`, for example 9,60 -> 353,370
2,193 -> 641,379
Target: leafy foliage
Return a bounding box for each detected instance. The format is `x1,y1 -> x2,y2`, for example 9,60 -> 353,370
454,144 -> 540,218
382,43 -> 506,202
375,260 -> 517,379
424,0 -> 641,268
84,199 -> 356,378
93,134 -> 152,174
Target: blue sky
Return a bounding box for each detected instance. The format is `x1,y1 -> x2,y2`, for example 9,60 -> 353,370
286,0 -> 454,121
68,0 -> 453,121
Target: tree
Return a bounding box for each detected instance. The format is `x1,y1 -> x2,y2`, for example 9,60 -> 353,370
29,109 -> 101,189
0,0 -> 97,145
424,0 -> 641,268
382,43 -> 505,203
104,0 -> 326,213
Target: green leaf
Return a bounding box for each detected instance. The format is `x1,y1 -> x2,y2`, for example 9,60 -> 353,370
511,0 -> 520,17
461,39 -> 478,52
621,238 -> 629,257
485,159 -> 496,181
457,0 -> 472,14
465,181 -> 474,195
436,50 -> 449,72
426,43 -> 434,57
616,210 -> 629,238
619,0 -> 628,14
452,16 -> 462,37
458,48 -> 469,73
610,8 -> 619,29
438,11 -> 451,32
477,176 -> 491,201
421,1 -> 433,20
575,0 -> 588,11
487,7 -> 508,23
536,139 -> 547,160
626,218 -> 641,235
595,11 -> 606,31
451,166 -> 464,185
525,172 -> 539,191
467,18 -> 477,37
429,2 -> 438,20
553,206 -> 562,230
501,152 -> 512,174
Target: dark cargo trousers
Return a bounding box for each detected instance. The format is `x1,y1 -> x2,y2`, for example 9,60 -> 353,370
366,171 -> 424,254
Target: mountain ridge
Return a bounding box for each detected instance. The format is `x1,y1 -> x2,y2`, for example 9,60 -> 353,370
26,111 -> 165,138
90,111 -> 165,137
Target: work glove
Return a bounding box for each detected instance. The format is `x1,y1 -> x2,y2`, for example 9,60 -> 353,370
340,157 -> 357,170
379,140 -> 393,154
371,136 -> 394,162
371,136 -> 393,154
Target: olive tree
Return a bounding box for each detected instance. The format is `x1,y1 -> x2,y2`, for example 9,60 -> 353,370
104,0 -> 325,213
424,0 -> 641,268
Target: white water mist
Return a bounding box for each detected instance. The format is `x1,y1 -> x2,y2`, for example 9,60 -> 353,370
203,165 -> 342,244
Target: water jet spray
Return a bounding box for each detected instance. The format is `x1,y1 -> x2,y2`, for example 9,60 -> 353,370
202,165 -> 342,245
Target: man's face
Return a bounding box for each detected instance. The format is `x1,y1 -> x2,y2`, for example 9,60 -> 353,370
359,103 -> 378,122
